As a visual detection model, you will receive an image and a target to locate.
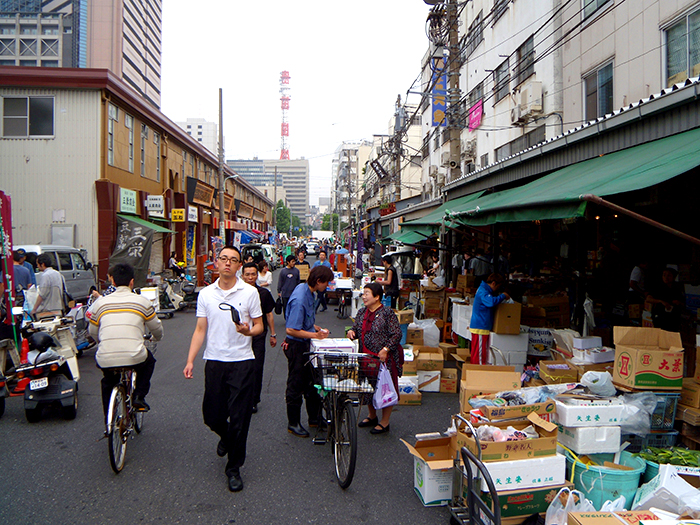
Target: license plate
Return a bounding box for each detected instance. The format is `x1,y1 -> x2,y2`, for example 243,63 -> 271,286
30,377 -> 49,390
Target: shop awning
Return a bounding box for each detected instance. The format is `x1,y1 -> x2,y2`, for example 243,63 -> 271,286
401,191 -> 484,234
117,214 -> 175,234
449,126 -> 700,226
387,230 -> 427,245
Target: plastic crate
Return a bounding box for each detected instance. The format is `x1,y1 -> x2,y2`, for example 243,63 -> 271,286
651,392 -> 680,431
622,430 -> 679,453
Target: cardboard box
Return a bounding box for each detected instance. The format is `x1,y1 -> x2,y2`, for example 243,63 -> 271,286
490,332 -> 529,353
454,412 -> 558,463
476,452 -> 566,492
567,511 -> 660,524
406,328 -> 424,345
460,364 -> 521,401
493,302 -> 522,335
528,327 -> 554,355
438,342 -> 458,359
394,309 -> 414,325
522,305 -> 548,328
416,352 -> 444,372
556,424 -> 621,454
440,368 -> 458,393
613,326 -> 684,390
481,482 -> 573,519
681,377 -> 700,408
398,391 -> 422,405
401,437 -> 454,507
297,265 -> 310,281
553,396 -> 624,427
417,370 -> 441,392
469,394 -> 556,423
539,360 -> 578,384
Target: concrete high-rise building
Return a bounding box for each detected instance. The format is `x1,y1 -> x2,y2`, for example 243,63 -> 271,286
176,118 -> 218,154
0,0 -> 162,107
227,158 -> 310,225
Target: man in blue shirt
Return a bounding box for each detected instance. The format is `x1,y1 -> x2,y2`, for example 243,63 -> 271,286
15,248 -> 36,286
12,251 -> 33,292
312,250 -> 332,312
283,265 -> 334,437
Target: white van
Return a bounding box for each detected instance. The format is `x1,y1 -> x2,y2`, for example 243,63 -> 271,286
15,244 -> 97,303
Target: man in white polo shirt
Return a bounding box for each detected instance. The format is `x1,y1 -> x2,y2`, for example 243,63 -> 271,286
184,245 -> 263,493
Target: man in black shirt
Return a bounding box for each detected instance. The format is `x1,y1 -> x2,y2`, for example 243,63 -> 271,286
241,262 -> 277,413
277,255 -> 300,316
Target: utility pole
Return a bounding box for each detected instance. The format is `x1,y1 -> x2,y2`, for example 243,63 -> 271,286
394,95 -> 403,205
446,0 -> 462,184
218,88 -> 225,240
273,166 -> 278,228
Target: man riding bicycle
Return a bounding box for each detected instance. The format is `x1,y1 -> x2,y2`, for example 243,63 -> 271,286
88,263 -> 163,417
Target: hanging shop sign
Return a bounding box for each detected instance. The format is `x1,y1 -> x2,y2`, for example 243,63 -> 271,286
171,208 -> 185,222
432,57 -> 447,127
147,195 -> 165,218
120,188 -> 138,214
237,201 -> 254,219
379,202 -> 396,216
188,206 -> 198,222
187,177 -> 215,207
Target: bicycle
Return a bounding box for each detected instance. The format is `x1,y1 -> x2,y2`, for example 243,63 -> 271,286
106,335 -> 156,474
336,289 -> 351,320
307,350 -> 376,489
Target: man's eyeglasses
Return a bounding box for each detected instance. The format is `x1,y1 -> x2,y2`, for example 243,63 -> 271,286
218,256 -> 240,263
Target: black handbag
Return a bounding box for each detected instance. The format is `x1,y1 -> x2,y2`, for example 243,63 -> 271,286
274,296 -> 283,315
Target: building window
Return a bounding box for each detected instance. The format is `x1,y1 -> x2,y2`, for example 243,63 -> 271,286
41,26 -> 59,35
41,60 -> 58,67
20,26 -> 37,35
107,103 -> 118,165
480,153 -> 489,167
465,11 -> 483,58
494,58 -> 510,103
493,0 -> 509,24
140,124 -> 148,177
469,82 -> 483,106
0,25 -> 16,35
18,59 -> 36,66
665,8 -> 700,87
583,0 -> 611,20
182,150 -> 187,177
153,132 -> 160,182
125,114 -> 134,172
584,62 -> 613,121
515,36 -> 535,86
2,96 -> 54,137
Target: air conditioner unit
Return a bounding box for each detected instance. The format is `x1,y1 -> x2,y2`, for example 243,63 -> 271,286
461,139 -> 476,159
510,105 -> 523,125
440,151 -> 451,167
520,80 -> 543,118
436,170 -> 445,186
429,165 -> 438,177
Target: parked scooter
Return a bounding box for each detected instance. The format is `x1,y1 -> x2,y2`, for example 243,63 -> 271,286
14,322 -> 80,422
158,279 -> 184,317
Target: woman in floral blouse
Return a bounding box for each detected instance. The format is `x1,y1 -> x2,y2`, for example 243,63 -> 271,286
347,282 -> 402,434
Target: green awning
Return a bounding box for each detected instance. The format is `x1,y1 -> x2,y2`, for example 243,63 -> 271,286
401,191 -> 484,233
117,214 -> 176,234
450,127 -> 700,226
390,230 -> 428,245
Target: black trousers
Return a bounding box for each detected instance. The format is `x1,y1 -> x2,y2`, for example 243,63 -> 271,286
203,359 -> 255,475
315,291 -> 327,311
251,331 -> 267,404
281,296 -> 290,316
100,349 -> 156,416
283,338 -> 320,419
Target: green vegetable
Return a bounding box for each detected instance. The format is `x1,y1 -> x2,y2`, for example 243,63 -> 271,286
634,447 -> 700,467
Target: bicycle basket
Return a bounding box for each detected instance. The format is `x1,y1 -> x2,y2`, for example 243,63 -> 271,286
313,353 -> 374,393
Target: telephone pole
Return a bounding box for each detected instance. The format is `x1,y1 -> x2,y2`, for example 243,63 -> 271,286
218,88 -> 225,240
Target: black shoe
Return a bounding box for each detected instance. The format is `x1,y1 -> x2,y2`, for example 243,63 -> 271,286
370,423 -> 390,435
252,404 -> 258,414
308,419 -> 327,430
227,469 -> 243,492
133,395 -> 150,412
287,423 -> 309,437
217,439 -> 227,457
358,416 -> 378,428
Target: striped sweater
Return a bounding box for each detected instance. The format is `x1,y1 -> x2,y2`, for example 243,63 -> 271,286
88,286 -> 163,368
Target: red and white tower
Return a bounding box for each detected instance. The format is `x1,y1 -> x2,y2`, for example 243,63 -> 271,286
279,70 -> 290,160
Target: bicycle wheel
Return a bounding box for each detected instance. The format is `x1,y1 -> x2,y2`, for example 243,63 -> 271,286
108,387 -> 128,474
333,397 -> 357,489
131,372 -> 144,433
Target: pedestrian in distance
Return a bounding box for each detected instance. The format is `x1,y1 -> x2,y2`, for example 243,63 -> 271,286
15,248 -> 36,286
183,245 -> 264,493
11,250 -> 33,292
31,253 -> 66,316
283,265 -> 334,437
374,255 -> 399,309
240,261 -> 277,413
256,260 -> 272,288
469,273 -> 510,365
277,255 -> 299,316
312,250 -> 331,312
347,282 -> 402,434
88,263 -> 163,416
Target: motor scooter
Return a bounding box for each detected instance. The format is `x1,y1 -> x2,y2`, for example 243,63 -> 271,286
13,318 -> 80,422
177,276 -> 198,310
159,279 -> 184,316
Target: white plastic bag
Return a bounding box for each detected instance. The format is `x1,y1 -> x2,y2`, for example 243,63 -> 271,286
545,487 -> 596,525
373,363 -> 398,409
580,371 -> 616,397
619,391 -> 657,435
600,495 -> 626,512
414,318 -> 440,347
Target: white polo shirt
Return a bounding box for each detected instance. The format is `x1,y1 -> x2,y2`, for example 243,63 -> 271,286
196,277 -> 263,362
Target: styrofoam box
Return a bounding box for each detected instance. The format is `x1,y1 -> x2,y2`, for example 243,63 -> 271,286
554,398 -> 624,427
490,347 -> 527,368
556,425 -> 621,455
398,376 -> 418,395
417,370 -> 441,392
573,336 -> 602,350
490,331 -> 529,353
572,347 -> 615,363
476,453 -> 566,492
335,278 -> 353,289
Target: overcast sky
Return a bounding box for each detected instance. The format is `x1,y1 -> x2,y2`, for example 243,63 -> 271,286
160,1 -> 432,208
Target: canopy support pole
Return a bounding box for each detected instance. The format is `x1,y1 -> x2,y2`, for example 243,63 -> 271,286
581,194 -> 700,247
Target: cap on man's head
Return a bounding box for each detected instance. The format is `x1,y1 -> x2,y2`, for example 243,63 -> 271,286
16,248 -> 26,257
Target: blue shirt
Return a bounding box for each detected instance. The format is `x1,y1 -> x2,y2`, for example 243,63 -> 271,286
23,261 -> 36,285
469,281 -> 507,332
312,260 -> 331,268
13,263 -> 32,290
285,282 -> 316,342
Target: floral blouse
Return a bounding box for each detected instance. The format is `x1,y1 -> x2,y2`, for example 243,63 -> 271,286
351,304 -> 402,376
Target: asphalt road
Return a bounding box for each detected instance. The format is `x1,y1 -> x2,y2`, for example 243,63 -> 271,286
0,257 -> 461,525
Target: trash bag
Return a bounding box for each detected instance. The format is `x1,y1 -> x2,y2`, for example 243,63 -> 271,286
619,391 -> 657,435
545,488 -> 596,525
413,318 -> 440,347
580,371 -> 616,397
